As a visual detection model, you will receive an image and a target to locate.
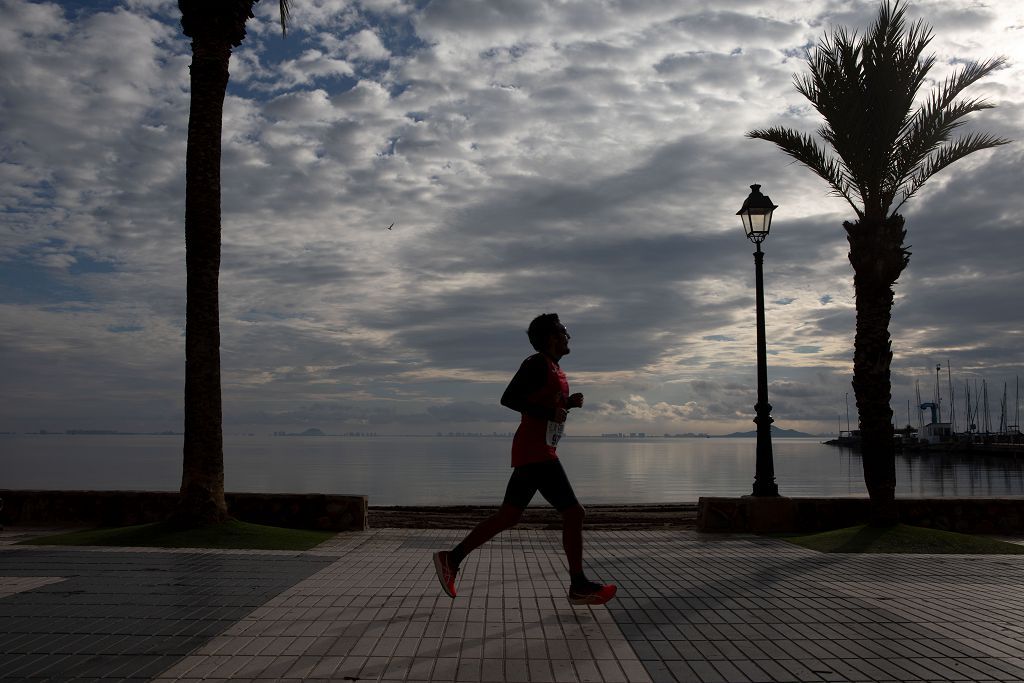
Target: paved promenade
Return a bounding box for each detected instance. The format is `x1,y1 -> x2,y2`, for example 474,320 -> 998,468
2,526 -> 1024,682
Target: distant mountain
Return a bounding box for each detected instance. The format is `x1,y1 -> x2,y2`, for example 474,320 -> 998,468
713,426 -> 816,438
273,427 -> 326,436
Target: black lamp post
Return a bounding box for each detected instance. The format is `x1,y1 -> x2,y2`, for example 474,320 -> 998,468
737,184 -> 779,497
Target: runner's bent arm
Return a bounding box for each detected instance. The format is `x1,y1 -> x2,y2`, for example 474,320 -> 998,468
501,355 -> 557,421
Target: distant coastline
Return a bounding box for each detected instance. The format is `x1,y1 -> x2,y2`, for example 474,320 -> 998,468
12,426 -> 824,438
16,429 -> 183,436
713,426 -> 819,438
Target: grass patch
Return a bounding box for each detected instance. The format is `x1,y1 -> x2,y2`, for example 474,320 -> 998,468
17,519 -> 335,551
776,523 -> 1024,554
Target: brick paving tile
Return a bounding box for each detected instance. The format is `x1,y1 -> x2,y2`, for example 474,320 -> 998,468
479,658 -> 503,682
980,657 -> 1024,680
692,639 -> 726,660
4,529 -> 1024,681
572,658 -> 602,682
504,658 -> 530,682
619,658 -> 654,682
601,657 -> 637,682
710,659 -> 753,683
456,657 -> 482,682
912,656 -> 974,680
689,657 -> 734,683
773,658 -> 824,682
940,657 -> 1007,681
641,658 -> 677,683
843,657 -> 897,682
307,655 -> 343,678
962,637 -> 1024,659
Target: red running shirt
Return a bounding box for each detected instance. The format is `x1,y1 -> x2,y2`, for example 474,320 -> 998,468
501,353 -> 570,467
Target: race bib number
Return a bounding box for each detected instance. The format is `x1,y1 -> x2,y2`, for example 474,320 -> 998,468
546,420 -> 565,447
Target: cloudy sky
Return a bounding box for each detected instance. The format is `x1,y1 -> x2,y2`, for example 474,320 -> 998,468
2,0 -> 1021,437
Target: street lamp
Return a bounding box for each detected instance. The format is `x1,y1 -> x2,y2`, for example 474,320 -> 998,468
737,184 -> 779,497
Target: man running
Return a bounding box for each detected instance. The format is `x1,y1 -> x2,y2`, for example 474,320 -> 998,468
433,313 -> 617,606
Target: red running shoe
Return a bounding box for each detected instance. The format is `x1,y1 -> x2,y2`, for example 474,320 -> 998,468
433,551 -> 458,598
568,582 -> 617,606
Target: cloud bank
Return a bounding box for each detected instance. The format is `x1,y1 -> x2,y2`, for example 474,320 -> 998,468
1,0 -> 1021,436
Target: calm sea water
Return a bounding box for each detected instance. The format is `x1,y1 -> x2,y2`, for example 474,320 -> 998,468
2,434 -> 1023,505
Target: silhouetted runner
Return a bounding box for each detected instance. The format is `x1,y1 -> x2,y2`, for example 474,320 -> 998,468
433,313 -> 617,606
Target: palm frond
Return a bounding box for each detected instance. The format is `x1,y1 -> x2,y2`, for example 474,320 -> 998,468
888,56 -> 1008,208
815,124 -> 869,210
795,28 -> 876,201
797,6 -> 931,211
752,1 -> 1008,219
893,132 -> 1011,213
747,127 -> 862,218
855,4 -> 935,213
889,97 -> 997,202
897,56 -> 1006,147
279,0 -> 291,35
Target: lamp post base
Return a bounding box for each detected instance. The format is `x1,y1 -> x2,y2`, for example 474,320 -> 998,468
751,481 -> 779,497
751,403 -> 779,497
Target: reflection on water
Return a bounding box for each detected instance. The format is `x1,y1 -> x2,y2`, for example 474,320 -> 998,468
2,434 -> 1023,505
894,450 -> 1024,497
830,447 -> 1024,498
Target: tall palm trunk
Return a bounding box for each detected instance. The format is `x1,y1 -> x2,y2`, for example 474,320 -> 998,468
176,33 -> 233,526
846,214 -> 910,526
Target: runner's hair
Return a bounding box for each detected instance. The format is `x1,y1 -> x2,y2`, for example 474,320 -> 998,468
527,313 -> 561,351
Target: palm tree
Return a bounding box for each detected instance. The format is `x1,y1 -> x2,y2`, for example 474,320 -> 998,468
748,0 -> 1009,524
176,0 -> 290,526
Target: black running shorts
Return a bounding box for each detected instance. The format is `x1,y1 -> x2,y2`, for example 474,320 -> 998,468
502,459 -> 580,511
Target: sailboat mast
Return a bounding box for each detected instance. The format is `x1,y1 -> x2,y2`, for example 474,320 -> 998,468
845,393 -> 850,433
915,380 -> 923,432
947,361 -> 955,434
975,380 -> 981,433
983,380 -> 991,435
965,380 -> 972,435
1001,382 -> 1008,435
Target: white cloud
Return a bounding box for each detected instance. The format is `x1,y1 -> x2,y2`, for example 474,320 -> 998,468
1,0 -> 1022,435
343,28 -> 390,61
597,394 -> 711,422
275,49 -> 356,89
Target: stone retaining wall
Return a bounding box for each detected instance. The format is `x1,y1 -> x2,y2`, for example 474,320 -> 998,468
0,490 -> 368,531
697,496 -> 1024,534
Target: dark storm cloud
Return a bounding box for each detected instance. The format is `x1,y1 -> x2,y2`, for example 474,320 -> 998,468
364,228 -> 748,373
225,398 -> 509,427
886,147 -> 1024,373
